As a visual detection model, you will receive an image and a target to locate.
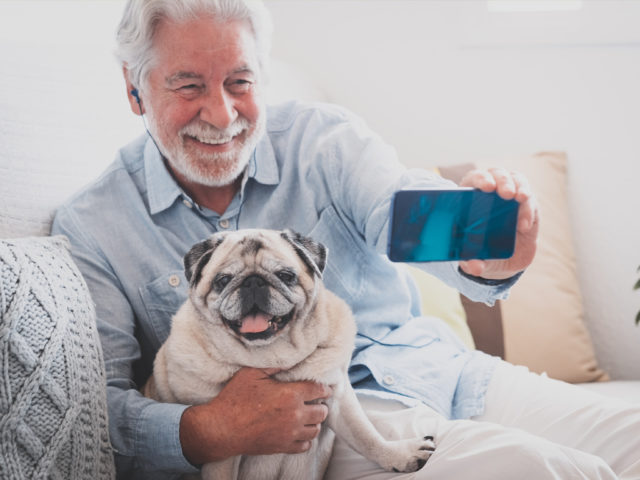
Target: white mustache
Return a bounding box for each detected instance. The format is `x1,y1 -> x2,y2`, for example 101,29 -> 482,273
180,118 -> 250,145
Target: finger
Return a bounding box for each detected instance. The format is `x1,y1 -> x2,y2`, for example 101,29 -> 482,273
517,197 -> 532,232
489,167 -> 516,200
509,174 -> 537,232
302,382 -> 333,402
291,440 -> 312,453
510,170 -> 533,203
459,169 -> 496,191
497,170 -> 536,231
517,194 -> 540,233
302,403 -> 329,424
299,423 -> 322,441
260,368 -> 282,377
237,367 -> 280,383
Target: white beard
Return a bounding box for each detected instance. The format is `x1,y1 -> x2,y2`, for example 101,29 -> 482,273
145,108 -> 265,187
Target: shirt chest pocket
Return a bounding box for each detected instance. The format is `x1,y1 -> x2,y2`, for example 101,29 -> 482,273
138,270 -> 188,347
306,206 -> 368,302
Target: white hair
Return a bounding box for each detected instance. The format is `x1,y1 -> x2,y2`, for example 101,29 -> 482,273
116,0 -> 272,91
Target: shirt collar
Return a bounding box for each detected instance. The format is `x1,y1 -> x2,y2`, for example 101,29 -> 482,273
144,139 -> 184,215
247,130 -> 279,186
144,128 -> 280,216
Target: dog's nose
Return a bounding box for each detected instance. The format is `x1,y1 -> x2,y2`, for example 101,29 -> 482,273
241,275 -> 266,289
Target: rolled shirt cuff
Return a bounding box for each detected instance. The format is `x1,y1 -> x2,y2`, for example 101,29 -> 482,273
137,402 -> 200,475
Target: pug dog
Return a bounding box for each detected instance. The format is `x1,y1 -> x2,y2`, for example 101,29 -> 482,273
144,229 -> 435,480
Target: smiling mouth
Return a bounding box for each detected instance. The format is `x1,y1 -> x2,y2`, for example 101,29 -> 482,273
223,308 -> 294,341
187,134 -> 237,148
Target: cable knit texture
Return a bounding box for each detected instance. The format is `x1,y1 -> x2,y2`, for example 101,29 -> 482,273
0,236 -> 115,479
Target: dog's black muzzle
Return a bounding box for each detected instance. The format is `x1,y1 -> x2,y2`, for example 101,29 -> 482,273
239,275 -> 271,312
222,274 -> 294,341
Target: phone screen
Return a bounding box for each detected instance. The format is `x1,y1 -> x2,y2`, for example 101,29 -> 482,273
387,189 -> 519,262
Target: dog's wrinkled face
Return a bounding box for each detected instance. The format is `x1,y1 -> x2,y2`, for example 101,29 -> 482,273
184,229 -> 327,345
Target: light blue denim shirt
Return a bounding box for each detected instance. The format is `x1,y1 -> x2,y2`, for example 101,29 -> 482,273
52,101 -> 511,479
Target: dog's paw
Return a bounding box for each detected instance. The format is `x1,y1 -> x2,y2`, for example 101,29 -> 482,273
384,436 -> 435,473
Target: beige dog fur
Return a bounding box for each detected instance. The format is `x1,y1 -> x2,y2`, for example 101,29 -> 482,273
144,229 -> 434,479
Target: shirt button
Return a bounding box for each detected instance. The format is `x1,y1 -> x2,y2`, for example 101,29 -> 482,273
182,199 -> 193,209
382,375 -> 395,386
219,219 -> 230,229
168,275 -> 181,287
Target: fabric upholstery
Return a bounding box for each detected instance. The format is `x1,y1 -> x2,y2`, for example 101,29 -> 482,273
0,236 -> 115,479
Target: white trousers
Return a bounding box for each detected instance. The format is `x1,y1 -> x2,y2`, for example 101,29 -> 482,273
324,361 -> 640,480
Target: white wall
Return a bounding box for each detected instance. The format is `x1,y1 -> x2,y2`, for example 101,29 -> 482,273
0,1 -> 140,191
1,0 -> 639,377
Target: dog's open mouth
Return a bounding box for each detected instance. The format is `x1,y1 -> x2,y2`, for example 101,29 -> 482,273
224,308 -> 294,341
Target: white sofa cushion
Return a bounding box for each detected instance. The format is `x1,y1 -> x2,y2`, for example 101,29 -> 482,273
579,381 -> 640,404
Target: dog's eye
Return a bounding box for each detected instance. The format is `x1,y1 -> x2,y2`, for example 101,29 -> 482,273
276,270 -> 296,285
213,274 -> 233,291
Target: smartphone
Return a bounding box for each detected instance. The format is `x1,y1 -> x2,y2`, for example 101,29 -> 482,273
387,188 -> 519,262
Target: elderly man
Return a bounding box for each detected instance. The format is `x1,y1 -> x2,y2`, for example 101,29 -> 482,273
52,1 -> 640,479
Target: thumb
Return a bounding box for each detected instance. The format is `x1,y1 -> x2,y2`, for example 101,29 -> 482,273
234,367 -> 281,381
459,259 -> 486,277
260,368 -> 282,377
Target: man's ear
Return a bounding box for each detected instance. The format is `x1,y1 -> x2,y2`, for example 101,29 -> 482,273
123,66 -> 144,116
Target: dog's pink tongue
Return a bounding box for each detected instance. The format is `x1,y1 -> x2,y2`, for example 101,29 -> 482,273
239,312 -> 273,333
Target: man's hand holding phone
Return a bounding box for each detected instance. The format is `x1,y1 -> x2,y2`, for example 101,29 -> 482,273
458,167 -> 539,280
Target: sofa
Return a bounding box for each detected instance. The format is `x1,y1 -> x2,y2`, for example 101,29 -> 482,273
1,1 -> 639,478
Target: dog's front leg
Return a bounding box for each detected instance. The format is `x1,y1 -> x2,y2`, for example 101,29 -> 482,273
201,457 -> 240,480
327,385 -> 434,473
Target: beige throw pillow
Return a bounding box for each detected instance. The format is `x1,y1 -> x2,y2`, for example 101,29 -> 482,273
440,154 -> 607,383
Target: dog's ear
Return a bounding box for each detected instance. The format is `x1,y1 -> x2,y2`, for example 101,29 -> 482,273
281,230 -> 327,278
184,235 -> 224,285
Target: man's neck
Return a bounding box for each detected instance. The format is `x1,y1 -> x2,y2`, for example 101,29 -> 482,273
168,164 -> 243,215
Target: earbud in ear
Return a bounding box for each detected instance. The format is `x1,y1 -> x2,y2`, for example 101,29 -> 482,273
130,86 -> 160,151
131,88 -> 143,115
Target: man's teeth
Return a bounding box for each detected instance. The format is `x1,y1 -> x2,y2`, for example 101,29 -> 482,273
195,136 -> 233,145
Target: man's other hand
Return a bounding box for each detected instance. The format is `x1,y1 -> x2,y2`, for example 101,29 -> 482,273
179,367 -> 332,465
458,167 -> 540,280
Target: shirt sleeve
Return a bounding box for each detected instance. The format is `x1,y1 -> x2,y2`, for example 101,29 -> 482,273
51,206 -> 199,479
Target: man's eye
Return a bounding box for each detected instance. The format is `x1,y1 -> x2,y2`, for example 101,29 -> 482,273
177,84 -> 202,93
227,79 -> 252,94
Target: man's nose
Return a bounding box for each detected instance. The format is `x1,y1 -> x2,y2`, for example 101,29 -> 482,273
199,86 -> 238,129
